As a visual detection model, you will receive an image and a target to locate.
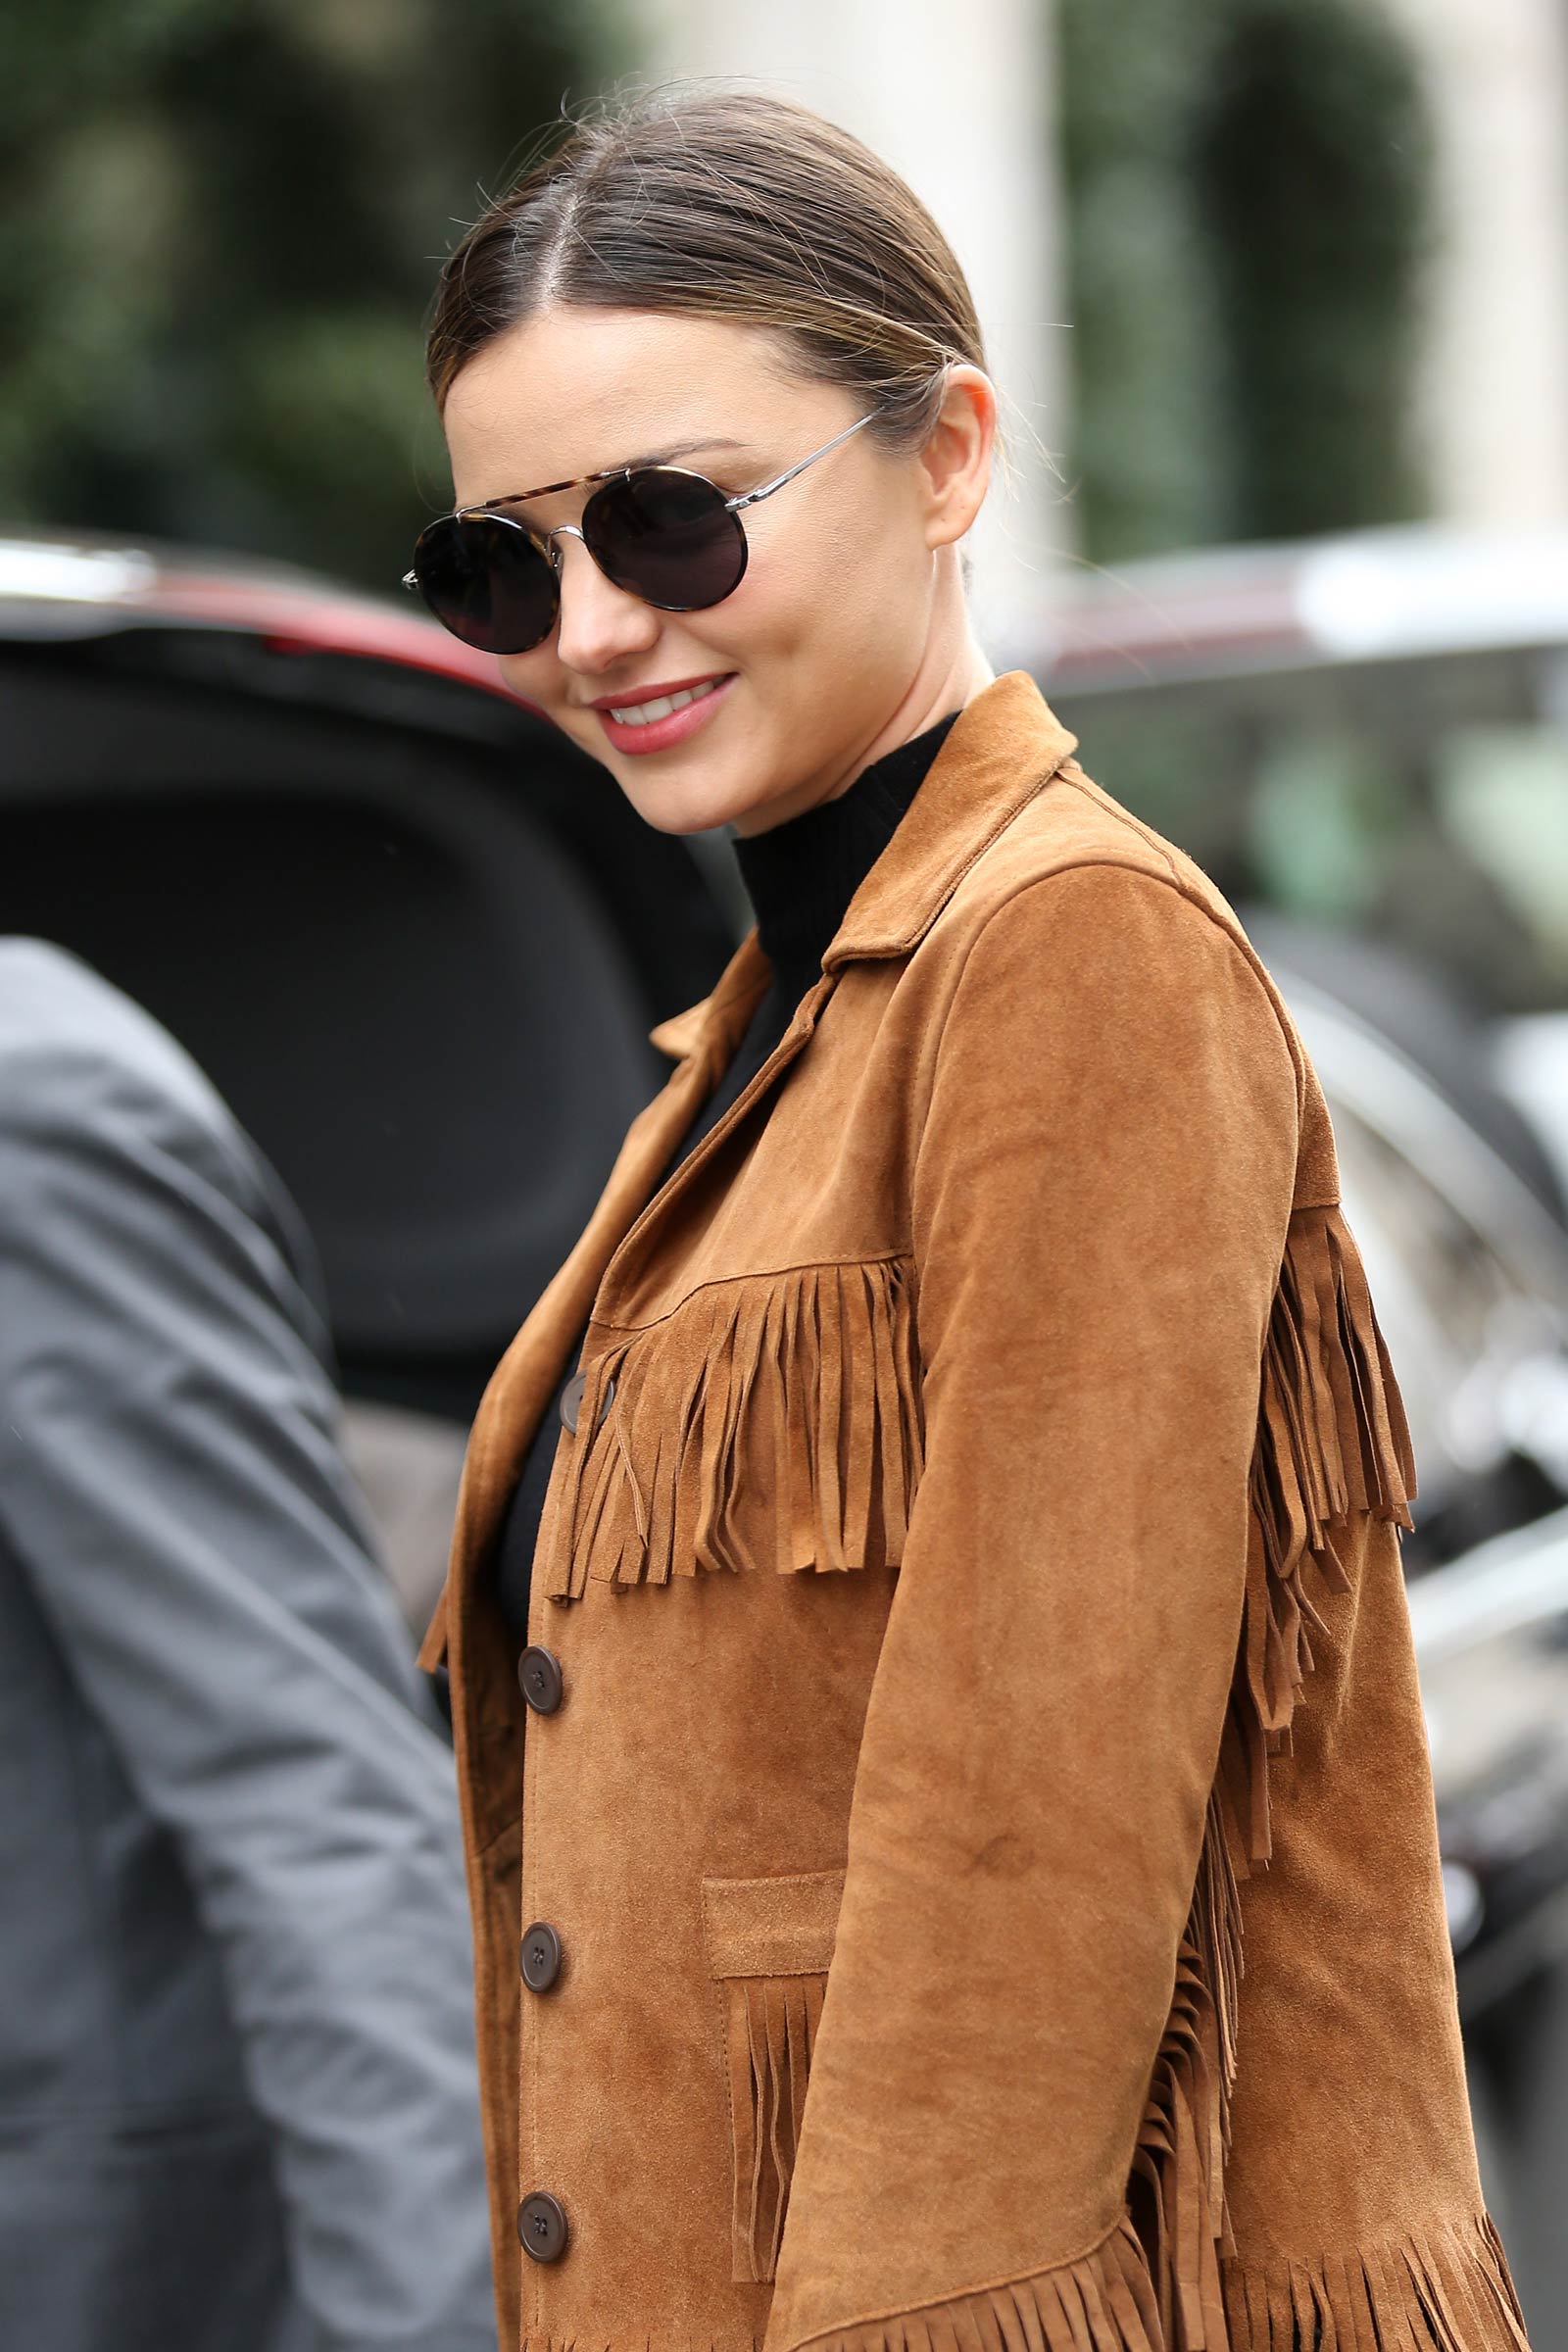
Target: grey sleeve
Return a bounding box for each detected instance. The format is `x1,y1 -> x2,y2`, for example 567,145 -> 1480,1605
0,1028 -> 498,2352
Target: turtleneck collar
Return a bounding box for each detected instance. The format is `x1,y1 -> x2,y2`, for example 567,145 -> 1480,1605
729,712 -> 961,998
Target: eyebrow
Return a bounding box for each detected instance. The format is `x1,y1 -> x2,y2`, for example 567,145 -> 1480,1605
470,437 -> 758,514
617,435 -> 755,470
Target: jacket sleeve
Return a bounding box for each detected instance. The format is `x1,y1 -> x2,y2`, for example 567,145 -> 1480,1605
763,863 -> 1301,2352
0,976 -> 498,2352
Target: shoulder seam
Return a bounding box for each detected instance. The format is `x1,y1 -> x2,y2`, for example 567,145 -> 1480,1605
1057,762 -> 1186,890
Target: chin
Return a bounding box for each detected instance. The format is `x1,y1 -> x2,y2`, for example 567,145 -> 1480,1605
616,764 -> 771,840
623,790 -> 746,840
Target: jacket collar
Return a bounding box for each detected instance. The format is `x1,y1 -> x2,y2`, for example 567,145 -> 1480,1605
649,671 -> 1077,1062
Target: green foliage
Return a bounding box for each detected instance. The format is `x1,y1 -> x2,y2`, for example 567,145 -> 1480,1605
0,0 -> 623,590
1055,0 -> 1230,560
1194,0 -> 1434,541
1056,0 -> 1434,561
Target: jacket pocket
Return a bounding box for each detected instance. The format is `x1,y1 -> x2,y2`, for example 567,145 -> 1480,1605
701,1866 -> 845,2284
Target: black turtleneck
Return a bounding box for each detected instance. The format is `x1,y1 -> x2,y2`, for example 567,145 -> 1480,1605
492,709 -> 960,1638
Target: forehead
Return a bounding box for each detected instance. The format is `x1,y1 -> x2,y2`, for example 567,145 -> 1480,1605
440,306 -> 821,501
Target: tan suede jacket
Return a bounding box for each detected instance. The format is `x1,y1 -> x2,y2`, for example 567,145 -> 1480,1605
420,671 -> 1529,2352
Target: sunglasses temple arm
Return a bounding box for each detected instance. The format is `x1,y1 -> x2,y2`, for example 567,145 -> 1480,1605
727,406 -> 885,512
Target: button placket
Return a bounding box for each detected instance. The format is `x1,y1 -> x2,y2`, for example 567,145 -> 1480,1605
521,1371 -> 598,2280
519,1571 -> 572,2278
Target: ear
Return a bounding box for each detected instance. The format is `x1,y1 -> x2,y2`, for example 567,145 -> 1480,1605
918,365 -> 997,550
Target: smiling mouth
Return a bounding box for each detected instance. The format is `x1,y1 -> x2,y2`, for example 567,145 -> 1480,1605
606,678 -> 727,727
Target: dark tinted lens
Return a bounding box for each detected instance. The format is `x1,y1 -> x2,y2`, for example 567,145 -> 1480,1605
411,513 -> 557,654
582,469 -> 747,611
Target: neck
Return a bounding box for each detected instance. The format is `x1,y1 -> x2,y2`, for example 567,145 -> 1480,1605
730,705 -> 962,994
731,621 -> 996,841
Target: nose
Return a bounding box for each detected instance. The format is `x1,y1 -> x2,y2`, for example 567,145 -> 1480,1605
549,529 -> 661,675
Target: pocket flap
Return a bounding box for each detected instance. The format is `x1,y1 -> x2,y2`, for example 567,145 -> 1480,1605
702,1867 -> 846,1980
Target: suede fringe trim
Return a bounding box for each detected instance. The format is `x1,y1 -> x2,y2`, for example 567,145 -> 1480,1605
1219,2213 -> 1530,2352
541,1259 -> 924,1599
771,2217 -> 1164,2352
1133,1796 -> 1239,2352
726,1973 -> 827,2283
1136,1203 -> 1419,2352
1227,1202 -> 1417,1873
509,2214 -> 1526,2352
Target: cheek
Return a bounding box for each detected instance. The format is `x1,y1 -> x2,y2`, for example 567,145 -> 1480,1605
725,492 -> 931,685
731,493 -> 925,649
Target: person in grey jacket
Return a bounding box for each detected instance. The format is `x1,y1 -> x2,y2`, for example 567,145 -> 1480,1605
0,938 -> 497,2352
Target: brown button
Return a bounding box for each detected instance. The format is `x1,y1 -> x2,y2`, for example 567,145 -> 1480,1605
517,2190 -> 568,2262
519,1920 -> 562,1992
518,1644 -> 564,1714
561,1370 -> 615,1434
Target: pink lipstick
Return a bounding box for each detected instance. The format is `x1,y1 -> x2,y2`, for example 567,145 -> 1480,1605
593,672 -> 737,756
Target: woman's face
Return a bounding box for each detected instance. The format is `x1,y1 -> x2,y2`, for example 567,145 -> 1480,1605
439,306 -> 982,836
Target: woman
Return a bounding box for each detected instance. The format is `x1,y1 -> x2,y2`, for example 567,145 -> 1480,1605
406,88 -> 1529,2352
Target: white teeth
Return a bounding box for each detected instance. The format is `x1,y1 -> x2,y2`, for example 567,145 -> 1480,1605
609,678 -> 721,726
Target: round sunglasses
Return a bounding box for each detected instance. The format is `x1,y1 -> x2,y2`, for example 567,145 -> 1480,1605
402,406 -> 887,656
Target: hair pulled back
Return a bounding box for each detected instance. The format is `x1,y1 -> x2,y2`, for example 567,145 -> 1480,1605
423,87 -> 989,458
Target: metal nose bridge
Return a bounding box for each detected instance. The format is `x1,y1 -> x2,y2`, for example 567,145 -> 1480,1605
539,522 -> 586,565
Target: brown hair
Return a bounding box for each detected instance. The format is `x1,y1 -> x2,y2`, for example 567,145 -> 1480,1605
423,85 -> 989,458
